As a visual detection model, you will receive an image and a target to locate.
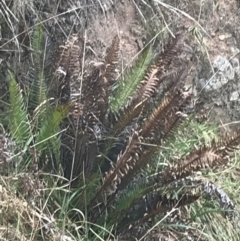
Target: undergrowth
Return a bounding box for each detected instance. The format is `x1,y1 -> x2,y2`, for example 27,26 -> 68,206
1,1 -> 240,241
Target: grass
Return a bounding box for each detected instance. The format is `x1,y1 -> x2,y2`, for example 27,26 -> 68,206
156,119 -> 240,240
2,120 -> 235,240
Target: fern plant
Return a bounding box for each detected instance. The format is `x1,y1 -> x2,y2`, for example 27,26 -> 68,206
7,25 -> 70,172
3,26 -> 240,240
50,32 -> 240,240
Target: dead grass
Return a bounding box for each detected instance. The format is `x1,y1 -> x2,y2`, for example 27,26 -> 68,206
0,174 -> 74,241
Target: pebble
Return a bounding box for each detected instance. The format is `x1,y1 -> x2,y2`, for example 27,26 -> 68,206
219,35 -> 225,40
230,91 -> 239,101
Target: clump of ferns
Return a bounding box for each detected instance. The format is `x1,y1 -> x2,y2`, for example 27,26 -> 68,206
4,25 -> 240,239
5,25 -> 70,206
53,32 -> 240,240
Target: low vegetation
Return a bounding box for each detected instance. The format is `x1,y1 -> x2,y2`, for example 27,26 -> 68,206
1,1 -> 240,241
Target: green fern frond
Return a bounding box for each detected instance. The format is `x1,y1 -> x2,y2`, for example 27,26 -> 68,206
35,103 -> 70,153
9,72 -> 31,146
28,24 -> 48,114
110,46 -> 152,111
48,135 -> 62,165
103,180 -> 147,227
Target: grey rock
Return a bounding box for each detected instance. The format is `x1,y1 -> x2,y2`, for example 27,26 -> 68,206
230,91 -> 239,101
213,99 -> 223,106
203,56 -> 235,92
230,57 -> 239,72
219,35 -> 225,40
199,78 -> 212,92
208,74 -> 229,90
213,55 -> 235,80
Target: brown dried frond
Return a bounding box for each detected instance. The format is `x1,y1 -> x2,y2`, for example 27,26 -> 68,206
110,34 -> 185,138
105,96 -> 148,140
157,131 -> 240,186
57,35 -> 82,77
135,33 -> 184,101
105,67 -> 160,140
133,66 -> 159,101
141,89 -> 184,138
81,69 -> 108,124
80,35 -> 120,125
61,35 -> 119,181
125,33 -> 184,110
55,35 -> 82,103
131,192 -> 199,225
103,35 -> 120,86
101,91 -> 189,201
94,130 -> 142,198
216,130 -> 240,157
161,92 -> 191,136
141,94 -> 173,137
116,113 -> 189,194
161,145 -> 225,185
141,89 -> 191,149
105,90 -> 191,195
148,194 -> 200,218
156,33 -> 185,78
117,115 -> 187,192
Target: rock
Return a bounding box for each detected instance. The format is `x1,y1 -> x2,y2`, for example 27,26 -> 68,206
198,78 -> 212,92
230,91 -> 239,101
200,56 -> 235,92
230,57 -> 239,72
219,33 -> 232,41
213,55 -> 234,80
213,99 -> 223,106
208,74 -> 229,90
219,35 -> 225,40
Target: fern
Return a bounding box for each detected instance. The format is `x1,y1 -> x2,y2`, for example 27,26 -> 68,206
103,179 -> 148,227
7,25 -> 69,173
28,24 -> 48,115
35,103 -> 70,153
110,46 -> 152,111
9,72 -> 31,146
6,29 -> 240,241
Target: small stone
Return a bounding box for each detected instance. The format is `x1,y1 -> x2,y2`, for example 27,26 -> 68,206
230,91 -> 239,101
219,35 -> 225,40
213,99 -> 223,106
230,57 -> 239,71
210,31 -> 216,37
198,78 -> 213,92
